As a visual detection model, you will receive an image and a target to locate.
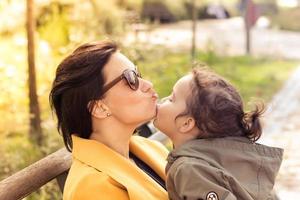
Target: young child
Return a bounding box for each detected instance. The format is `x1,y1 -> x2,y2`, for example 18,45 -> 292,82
153,67 -> 283,200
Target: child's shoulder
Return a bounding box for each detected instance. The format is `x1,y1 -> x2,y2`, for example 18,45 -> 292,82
166,154 -> 212,177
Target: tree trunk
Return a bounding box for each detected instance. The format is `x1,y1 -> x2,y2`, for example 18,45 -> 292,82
191,0 -> 197,63
26,0 -> 43,145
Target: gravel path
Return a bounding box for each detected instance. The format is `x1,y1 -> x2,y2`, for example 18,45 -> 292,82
125,17 -> 300,60
259,66 -> 300,199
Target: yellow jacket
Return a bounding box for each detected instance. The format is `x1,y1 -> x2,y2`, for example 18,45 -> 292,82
63,135 -> 169,200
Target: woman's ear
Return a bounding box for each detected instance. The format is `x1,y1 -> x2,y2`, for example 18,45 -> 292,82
177,116 -> 196,134
89,100 -> 111,119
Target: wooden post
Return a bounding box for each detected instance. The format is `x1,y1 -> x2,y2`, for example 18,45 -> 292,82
0,148 -> 72,200
243,0 -> 259,55
191,0 -> 197,63
245,17 -> 251,55
26,0 -> 43,145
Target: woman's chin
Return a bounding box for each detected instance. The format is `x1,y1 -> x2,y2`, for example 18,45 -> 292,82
143,112 -> 156,124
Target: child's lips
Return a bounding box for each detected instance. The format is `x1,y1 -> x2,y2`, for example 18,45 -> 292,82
155,104 -> 160,116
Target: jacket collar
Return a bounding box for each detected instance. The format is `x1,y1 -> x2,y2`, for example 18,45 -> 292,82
71,135 -> 167,200
165,136 -> 283,199
129,135 -> 167,181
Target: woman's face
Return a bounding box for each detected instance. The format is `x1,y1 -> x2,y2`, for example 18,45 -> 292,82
153,75 -> 192,139
102,52 -> 158,125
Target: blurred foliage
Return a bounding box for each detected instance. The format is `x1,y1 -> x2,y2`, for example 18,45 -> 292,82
117,0 -> 143,11
0,0 -> 25,34
0,0 -> 299,199
0,127 -> 63,199
271,7 -> 300,31
25,179 -> 62,200
0,31 -> 65,199
37,2 -> 71,48
158,0 -> 189,20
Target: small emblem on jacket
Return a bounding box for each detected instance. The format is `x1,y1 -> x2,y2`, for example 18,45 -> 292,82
206,191 -> 219,200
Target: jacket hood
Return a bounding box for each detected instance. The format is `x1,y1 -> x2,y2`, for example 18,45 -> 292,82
166,137 -> 284,199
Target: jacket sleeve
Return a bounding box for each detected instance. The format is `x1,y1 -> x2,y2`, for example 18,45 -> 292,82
72,172 -> 130,200
168,159 -> 237,200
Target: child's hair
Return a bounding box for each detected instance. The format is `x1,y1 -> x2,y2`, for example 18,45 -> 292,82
184,66 -> 265,142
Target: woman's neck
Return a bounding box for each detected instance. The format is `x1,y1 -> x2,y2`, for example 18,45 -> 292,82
90,119 -> 136,159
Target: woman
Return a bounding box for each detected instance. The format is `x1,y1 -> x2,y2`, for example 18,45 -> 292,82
49,41 -> 169,200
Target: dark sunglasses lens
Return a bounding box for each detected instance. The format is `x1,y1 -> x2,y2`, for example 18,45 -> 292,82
125,70 -> 139,90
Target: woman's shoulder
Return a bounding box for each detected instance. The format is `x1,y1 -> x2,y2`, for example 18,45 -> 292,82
64,160 -> 128,200
67,159 -> 125,188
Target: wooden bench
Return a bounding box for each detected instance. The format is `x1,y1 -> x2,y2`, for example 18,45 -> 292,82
0,129 -> 168,200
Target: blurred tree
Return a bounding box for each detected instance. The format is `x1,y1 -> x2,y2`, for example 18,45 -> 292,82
37,2 -> 70,48
26,0 -> 43,145
141,0 -> 188,23
116,0 -> 143,11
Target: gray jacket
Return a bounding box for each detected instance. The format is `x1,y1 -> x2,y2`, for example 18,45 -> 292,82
165,137 -> 283,200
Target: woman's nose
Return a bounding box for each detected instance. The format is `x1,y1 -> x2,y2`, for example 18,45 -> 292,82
140,78 -> 154,93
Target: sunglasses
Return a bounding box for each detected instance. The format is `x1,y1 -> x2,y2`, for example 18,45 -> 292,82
102,69 -> 141,94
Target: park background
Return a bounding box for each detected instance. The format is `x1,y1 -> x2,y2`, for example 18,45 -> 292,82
0,0 -> 300,199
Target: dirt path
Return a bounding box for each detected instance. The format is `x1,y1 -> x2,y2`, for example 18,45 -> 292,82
125,17 -> 300,60
259,66 -> 300,199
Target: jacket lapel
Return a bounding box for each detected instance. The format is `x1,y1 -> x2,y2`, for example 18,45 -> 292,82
129,136 -> 168,181
72,135 -> 168,200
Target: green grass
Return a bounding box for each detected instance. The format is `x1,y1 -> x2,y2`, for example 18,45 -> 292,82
131,47 -> 298,109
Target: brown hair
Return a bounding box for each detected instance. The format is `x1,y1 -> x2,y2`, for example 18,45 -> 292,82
49,41 -> 118,151
184,67 -> 264,142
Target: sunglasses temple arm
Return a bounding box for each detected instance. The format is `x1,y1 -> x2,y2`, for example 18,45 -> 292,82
102,75 -> 124,94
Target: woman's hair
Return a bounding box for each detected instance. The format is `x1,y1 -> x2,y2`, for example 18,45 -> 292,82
184,66 -> 265,142
49,41 -> 118,151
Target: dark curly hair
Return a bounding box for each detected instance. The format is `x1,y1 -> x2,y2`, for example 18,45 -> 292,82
182,66 -> 265,142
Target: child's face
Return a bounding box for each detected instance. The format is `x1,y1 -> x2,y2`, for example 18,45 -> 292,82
153,75 -> 192,139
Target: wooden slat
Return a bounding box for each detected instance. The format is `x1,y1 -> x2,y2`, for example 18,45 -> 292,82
0,148 -> 71,200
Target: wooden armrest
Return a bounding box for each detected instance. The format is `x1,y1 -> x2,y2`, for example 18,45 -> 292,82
0,148 -> 71,200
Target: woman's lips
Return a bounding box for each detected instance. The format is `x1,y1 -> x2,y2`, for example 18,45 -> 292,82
153,92 -> 158,98
152,92 -> 159,100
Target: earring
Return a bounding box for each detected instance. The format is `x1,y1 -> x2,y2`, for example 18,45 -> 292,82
106,113 -> 111,117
